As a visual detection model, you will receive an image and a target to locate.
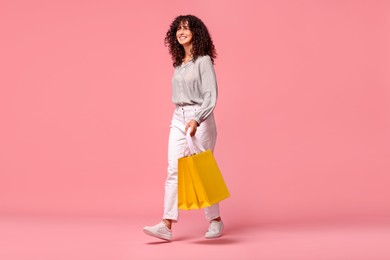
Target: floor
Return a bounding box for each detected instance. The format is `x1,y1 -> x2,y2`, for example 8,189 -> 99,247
1,213 -> 389,260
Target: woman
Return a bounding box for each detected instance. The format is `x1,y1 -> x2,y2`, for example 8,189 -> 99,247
143,15 -> 223,241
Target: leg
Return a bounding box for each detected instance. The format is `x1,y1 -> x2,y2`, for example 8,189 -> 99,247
163,110 -> 187,222
193,113 -> 221,221
193,113 -> 224,238
143,109 -> 186,241
205,203 -> 220,221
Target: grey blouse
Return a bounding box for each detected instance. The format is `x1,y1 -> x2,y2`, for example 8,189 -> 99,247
171,55 -> 218,124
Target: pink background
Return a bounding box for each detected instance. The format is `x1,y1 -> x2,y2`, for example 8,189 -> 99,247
1,0 -> 390,227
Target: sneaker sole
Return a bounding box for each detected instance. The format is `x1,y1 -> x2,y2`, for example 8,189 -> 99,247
205,233 -> 222,239
143,228 -> 172,241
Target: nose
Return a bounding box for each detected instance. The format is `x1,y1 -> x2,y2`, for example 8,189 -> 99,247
178,27 -> 186,35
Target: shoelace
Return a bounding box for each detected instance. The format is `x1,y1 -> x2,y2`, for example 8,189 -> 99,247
208,221 -> 221,232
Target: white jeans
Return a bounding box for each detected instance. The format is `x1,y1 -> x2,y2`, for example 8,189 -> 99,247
163,105 -> 220,222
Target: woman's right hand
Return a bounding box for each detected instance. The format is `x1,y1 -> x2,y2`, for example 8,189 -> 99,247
185,120 -> 199,137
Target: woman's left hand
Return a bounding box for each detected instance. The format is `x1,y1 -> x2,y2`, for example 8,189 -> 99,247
185,120 -> 199,137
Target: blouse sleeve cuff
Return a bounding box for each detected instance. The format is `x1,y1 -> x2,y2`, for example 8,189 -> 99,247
192,117 -> 201,126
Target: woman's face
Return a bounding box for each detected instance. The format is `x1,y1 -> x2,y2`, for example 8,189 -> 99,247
176,21 -> 193,47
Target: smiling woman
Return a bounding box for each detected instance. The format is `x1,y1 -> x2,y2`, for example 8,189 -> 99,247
164,15 -> 217,68
143,15 -> 223,242
176,22 -> 193,51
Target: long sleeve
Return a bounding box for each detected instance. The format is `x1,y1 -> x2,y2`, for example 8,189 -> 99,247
192,56 -> 218,124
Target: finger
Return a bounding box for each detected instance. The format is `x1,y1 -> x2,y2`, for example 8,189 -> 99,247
186,124 -> 193,135
190,127 -> 196,137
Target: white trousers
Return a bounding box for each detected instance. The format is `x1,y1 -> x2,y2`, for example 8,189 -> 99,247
163,105 -> 220,222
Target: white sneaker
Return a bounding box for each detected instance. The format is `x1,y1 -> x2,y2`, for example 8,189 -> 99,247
143,221 -> 172,241
205,220 -> 224,239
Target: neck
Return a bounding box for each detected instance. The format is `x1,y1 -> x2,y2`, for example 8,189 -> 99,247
183,43 -> 192,58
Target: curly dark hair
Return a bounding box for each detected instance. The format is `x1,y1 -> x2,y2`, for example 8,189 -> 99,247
164,15 -> 217,67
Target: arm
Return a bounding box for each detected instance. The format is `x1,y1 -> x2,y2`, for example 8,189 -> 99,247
186,56 -> 218,136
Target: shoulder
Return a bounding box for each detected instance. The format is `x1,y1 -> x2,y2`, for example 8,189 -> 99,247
195,55 -> 213,67
197,55 -> 212,62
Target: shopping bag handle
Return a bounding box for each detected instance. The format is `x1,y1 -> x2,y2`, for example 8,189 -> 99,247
186,127 -> 206,155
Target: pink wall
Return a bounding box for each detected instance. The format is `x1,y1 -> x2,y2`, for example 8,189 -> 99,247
1,0 -> 389,224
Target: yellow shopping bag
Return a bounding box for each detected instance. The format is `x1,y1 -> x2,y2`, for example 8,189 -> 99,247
178,132 -> 230,210
178,155 -> 200,210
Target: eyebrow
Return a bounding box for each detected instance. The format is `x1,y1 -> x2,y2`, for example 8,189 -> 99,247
177,25 -> 190,29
